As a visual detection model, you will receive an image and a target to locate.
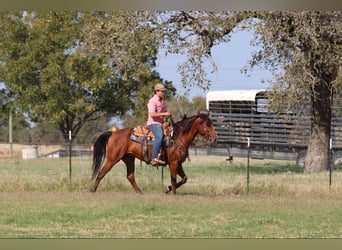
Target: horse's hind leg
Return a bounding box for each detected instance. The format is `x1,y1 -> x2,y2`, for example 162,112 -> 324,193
122,155 -> 143,194
90,158 -> 120,192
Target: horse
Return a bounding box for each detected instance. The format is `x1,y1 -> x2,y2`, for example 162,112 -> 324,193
90,112 -> 217,195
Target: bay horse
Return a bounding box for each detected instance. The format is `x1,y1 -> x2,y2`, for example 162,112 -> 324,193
90,112 -> 217,194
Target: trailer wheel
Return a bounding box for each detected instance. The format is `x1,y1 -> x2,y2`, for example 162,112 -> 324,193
332,151 -> 342,166
296,150 -> 306,167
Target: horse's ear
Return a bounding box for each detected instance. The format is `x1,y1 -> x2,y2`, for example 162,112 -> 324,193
182,114 -> 187,120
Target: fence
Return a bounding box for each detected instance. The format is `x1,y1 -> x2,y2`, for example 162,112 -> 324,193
1,136 -> 341,193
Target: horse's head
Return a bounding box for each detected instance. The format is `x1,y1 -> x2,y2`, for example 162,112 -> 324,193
195,112 -> 217,144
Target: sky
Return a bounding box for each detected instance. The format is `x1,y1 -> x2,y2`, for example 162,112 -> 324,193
153,30 -> 274,100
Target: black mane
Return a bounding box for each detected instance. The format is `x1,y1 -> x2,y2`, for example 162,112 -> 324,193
173,113 -> 209,136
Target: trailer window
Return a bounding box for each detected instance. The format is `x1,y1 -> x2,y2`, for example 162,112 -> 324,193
209,101 -> 254,114
256,98 -> 268,113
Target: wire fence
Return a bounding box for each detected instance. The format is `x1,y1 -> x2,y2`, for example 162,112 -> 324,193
0,139 -> 208,178
1,138 -> 341,194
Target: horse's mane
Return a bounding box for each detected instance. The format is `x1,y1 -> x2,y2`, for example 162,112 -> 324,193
173,113 -> 208,136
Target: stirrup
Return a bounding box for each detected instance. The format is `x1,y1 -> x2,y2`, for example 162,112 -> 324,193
150,158 -> 166,166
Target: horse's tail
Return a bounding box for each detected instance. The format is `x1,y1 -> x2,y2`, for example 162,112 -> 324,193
91,131 -> 112,180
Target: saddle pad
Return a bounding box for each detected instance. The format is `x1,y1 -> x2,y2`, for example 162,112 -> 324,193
130,126 -> 154,145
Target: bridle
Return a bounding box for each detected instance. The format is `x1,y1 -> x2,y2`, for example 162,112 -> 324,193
171,116 -> 214,153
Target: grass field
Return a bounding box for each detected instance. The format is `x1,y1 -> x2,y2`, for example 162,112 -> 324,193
0,155 -> 341,238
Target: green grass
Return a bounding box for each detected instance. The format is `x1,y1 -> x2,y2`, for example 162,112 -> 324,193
0,192 -> 341,238
0,155 -> 341,238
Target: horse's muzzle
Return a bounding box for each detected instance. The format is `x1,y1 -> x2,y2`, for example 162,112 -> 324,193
207,136 -> 217,145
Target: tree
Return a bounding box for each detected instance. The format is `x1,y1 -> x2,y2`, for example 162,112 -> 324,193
0,88 -> 8,142
167,95 -> 206,122
81,11 -> 162,83
29,120 -> 64,144
157,11 -> 341,173
0,111 -> 31,143
0,11 -> 164,143
0,11 -> 105,143
0,82 -> 31,143
80,11 -> 179,128
73,114 -> 110,144
250,12 -> 342,173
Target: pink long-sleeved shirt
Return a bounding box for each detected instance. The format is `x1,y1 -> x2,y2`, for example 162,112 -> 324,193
146,94 -> 167,126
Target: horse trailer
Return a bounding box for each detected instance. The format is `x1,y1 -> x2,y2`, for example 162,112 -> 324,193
206,89 -> 342,166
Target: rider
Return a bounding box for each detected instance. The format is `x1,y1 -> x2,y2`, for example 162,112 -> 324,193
147,83 -> 171,165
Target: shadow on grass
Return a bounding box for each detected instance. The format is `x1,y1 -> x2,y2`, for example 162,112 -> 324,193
248,164 -> 303,175
223,161 -> 342,175
219,162 -> 304,175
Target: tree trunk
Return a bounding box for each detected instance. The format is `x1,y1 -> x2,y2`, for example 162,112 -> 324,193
304,82 -> 332,174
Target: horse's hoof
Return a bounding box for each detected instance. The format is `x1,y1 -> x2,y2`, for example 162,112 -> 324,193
135,189 -> 143,195
164,186 -> 172,194
90,187 -> 96,193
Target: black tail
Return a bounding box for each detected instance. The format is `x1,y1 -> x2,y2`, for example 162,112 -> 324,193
91,131 -> 112,180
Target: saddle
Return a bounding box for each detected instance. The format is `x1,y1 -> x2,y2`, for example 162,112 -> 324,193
131,125 -> 155,142
130,122 -> 172,146
129,122 -> 173,163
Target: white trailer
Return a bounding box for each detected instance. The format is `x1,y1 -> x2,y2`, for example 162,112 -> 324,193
207,89 -> 342,166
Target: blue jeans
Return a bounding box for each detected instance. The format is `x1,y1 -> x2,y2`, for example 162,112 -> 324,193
148,124 -> 163,159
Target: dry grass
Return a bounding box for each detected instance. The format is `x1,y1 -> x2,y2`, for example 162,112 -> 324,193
0,155 -> 341,238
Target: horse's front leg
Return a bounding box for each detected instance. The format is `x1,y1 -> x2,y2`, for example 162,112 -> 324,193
166,163 -> 187,194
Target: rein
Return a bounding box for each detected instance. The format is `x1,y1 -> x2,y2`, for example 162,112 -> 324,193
170,115 -> 209,153
163,113 -> 215,164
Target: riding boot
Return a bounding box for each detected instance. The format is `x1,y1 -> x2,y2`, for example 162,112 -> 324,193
157,153 -> 166,165
150,152 -> 166,166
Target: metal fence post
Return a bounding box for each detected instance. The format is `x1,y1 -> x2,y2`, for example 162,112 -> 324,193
69,130 -> 72,180
329,138 -> 332,188
247,137 -> 250,194
161,165 -> 164,192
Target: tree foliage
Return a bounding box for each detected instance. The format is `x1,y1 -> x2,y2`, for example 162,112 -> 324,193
123,71 -> 176,127
249,12 -> 341,108
158,11 -> 246,92
0,111 -> 30,143
80,11 -> 161,82
166,96 -> 206,122
0,11 -> 166,143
